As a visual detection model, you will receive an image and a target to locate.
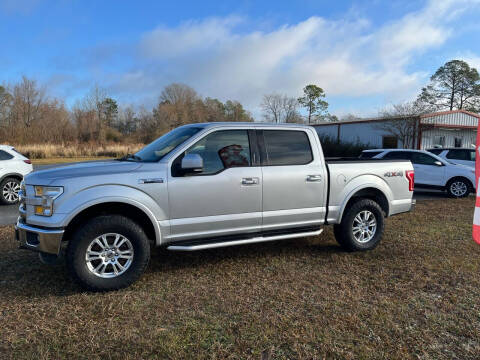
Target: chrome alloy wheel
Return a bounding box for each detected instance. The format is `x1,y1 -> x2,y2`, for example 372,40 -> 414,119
85,233 -> 134,278
352,210 -> 377,243
2,181 -> 20,203
450,181 -> 467,197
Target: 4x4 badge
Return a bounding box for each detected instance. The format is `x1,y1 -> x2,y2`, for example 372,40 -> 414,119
384,171 -> 403,177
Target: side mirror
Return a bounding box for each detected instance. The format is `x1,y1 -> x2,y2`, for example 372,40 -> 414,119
181,153 -> 203,172
434,161 -> 443,166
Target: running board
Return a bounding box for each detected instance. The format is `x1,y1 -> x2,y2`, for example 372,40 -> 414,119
166,228 -> 323,252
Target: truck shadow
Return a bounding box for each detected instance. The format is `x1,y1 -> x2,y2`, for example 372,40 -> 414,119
147,238 -> 343,274
1,238 -> 343,297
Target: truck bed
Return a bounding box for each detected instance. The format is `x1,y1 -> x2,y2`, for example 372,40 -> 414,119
324,159 -> 414,224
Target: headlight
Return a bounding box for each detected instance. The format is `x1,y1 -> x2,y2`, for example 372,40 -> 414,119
33,186 -> 63,216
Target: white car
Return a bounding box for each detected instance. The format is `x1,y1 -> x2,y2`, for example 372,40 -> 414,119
427,148 -> 475,168
360,149 -> 475,198
0,145 -> 33,204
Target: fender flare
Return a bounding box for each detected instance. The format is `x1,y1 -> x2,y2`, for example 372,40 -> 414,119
0,172 -> 24,183
338,183 -> 393,221
63,196 -> 163,246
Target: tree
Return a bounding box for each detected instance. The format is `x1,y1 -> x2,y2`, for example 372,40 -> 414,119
417,59 -> 480,112
261,93 -> 300,123
224,100 -> 253,122
100,97 -> 118,128
340,114 -> 360,122
0,86 -> 12,135
160,83 -> 198,105
297,84 -> 329,124
374,102 -> 426,149
10,76 -> 46,128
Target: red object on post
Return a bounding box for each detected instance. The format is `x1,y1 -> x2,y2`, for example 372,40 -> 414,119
473,122 -> 480,244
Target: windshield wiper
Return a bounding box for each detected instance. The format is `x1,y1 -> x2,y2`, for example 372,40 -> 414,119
116,153 -> 142,162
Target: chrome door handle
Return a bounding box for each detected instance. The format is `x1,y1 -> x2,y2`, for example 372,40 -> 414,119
306,175 -> 322,182
241,177 -> 259,186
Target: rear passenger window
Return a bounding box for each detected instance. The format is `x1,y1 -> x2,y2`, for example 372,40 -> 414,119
446,150 -> 470,161
263,130 -> 313,166
469,150 -> 476,161
0,150 -> 13,160
428,149 -> 443,155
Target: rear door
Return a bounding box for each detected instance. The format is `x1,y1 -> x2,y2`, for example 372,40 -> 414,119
259,128 -> 327,231
0,150 -> 14,174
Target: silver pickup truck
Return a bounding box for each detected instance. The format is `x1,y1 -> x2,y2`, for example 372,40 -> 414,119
16,122 -> 415,291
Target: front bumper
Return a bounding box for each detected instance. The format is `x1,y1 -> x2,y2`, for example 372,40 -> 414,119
15,218 -> 64,255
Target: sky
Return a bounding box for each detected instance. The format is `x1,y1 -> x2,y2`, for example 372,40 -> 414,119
1,0 -> 480,119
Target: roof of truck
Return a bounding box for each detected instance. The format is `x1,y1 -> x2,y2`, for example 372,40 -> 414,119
185,122 -> 313,129
362,149 -> 426,153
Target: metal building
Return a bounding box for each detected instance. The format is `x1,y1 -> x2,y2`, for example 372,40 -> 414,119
312,110 -> 479,149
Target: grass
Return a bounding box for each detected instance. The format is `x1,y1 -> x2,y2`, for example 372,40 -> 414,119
1,198 -> 480,359
32,157 -> 112,165
15,143 -> 143,160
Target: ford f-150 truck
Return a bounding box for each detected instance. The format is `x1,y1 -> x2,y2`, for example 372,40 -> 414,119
16,123 -> 415,291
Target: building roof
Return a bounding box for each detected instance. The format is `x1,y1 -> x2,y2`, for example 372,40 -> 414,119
312,109 -> 480,126
420,109 -> 480,120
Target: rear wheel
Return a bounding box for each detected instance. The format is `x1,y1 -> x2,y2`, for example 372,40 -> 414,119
446,178 -> 472,198
0,177 -> 21,205
334,199 -> 385,252
66,215 -> 150,291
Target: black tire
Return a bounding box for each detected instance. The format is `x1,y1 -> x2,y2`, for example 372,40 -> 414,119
0,177 -> 21,205
446,177 -> 472,198
333,199 -> 385,252
66,215 -> 150,292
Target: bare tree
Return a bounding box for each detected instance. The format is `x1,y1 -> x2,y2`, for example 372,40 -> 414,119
10,76 -> 46,128
374,102 -> 428,149
340,114 -> 360,122
261,93 -> 299,123
160,83 -> 198,105
0,85 -> 12,138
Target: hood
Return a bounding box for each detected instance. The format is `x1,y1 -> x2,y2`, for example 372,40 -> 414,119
26,160 -> 143,184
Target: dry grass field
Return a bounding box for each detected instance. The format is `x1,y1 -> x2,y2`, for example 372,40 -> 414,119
1,198 -> 479,359
15,143 -> 144,160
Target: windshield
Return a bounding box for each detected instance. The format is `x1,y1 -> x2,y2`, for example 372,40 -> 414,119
135,126 -> 203,162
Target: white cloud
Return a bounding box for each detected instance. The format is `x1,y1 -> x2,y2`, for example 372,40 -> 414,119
107,0 -> 480,116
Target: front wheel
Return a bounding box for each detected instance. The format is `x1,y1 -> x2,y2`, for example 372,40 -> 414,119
334,199 -> 385,252
66,215 -> 150,291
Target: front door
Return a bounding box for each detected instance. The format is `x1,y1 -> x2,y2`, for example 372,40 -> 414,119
259,129 -> 326,231
411,152 -> 446,186
167,129 -> 262,241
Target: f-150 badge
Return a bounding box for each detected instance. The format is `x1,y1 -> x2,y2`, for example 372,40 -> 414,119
384,171 -> 403,177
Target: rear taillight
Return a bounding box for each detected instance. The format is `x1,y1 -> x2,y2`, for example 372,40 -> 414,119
406,170 -> 414,191
23,160 -> 31,164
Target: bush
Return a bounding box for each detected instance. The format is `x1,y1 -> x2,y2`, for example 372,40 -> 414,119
318,135 -> 372,158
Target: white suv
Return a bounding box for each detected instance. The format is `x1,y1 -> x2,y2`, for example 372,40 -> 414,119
427,148 -> 475,168
0,145 -> 33,204
360,149 -> 476,198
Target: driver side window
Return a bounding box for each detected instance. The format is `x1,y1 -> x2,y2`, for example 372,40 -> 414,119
174,130 -> 251,176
